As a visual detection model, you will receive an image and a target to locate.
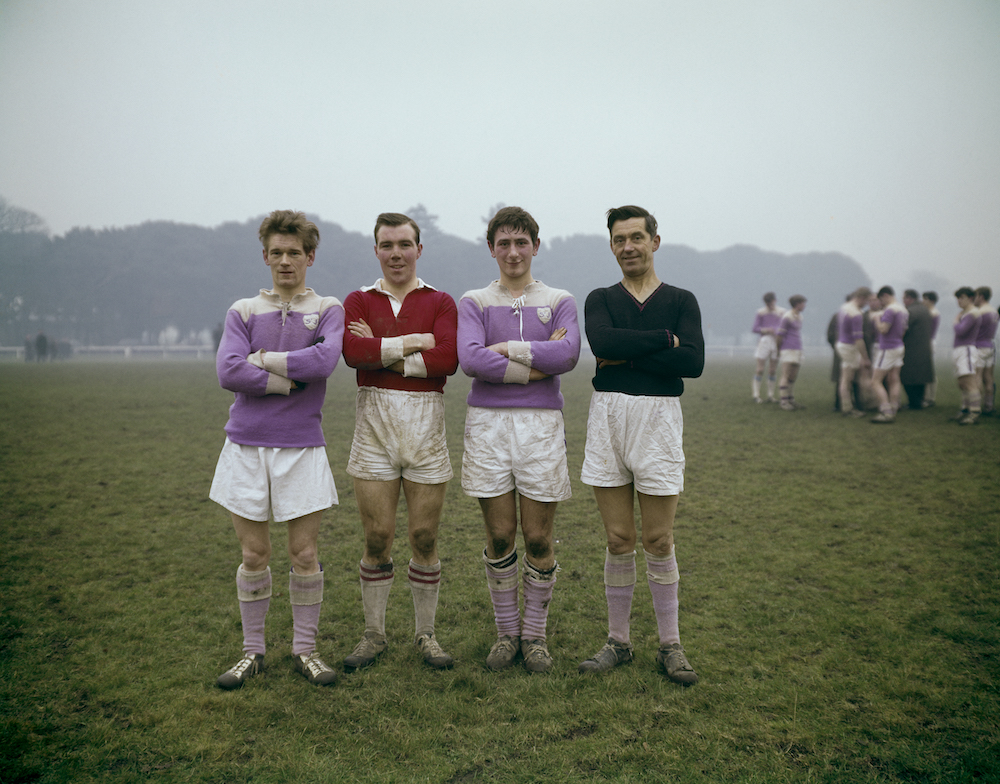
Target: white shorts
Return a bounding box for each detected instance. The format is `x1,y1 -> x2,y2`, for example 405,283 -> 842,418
873,346 -> 905,371
580,391 -> 685,496
977,346 -> 996,370
461,407 -> 571,502
836,342 -> 863,371
754,335 -> 778,361
954,346 -> 977,378
347,387 -> 453,484
210,439 -> 338,522
779,349 -> 802,365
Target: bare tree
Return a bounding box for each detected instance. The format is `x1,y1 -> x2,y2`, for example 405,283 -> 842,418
0,197 -> 49,234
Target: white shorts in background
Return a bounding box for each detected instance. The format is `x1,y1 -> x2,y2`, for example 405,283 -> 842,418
953,346 -> 977,378
977,346 -> 995,370
347,387 -> 453,484
580,391 -> 685,496
461,407 -> 571,502
779,349 -> 803,365
873,346 -> 905,371
836,342 -> 863,371
754,335 -> 778,361
209,439 -> 338,522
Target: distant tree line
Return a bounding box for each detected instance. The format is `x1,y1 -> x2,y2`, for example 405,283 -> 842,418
0,198 -> 873,348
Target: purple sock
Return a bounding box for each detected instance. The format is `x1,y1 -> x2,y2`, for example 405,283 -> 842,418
645,548 -> 680,647
289,568 -> 324,657
484,549 -> 520,638
522,556 -> 557,641
605,549 -> 636,645
236,565 -> 271,656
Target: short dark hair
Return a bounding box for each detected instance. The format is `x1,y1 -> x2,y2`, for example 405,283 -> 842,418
763,292 -> 776,304
606,205 -> 657,239
904,289 -> 919,300
877,286 -> 894,298
975,286 -> 992,301
259,210 -> 320,255
486,206 -> 539,247
922,291 -> 938,304
374,212 -> 420,245
789,294 -> 806,307
955,287 -> 976,299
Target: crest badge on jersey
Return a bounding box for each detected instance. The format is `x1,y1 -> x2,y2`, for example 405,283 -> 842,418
537,307 -> 551,324
303,314 -> 319,330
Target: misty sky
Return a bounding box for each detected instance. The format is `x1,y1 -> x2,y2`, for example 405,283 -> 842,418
1,0 -> 997,289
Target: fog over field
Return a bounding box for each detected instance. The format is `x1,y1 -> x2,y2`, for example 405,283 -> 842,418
1,0 -> 997,291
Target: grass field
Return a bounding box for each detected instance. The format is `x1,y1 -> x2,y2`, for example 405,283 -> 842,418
1,357 -> 998,783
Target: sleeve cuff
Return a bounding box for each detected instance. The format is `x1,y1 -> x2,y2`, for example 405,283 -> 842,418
502,359 -> 532,385
262,351 -> 289,377
403,353 -> 428,378
381,336 -> 405,366
507,340 -> 533,367
265,373 -> 293,395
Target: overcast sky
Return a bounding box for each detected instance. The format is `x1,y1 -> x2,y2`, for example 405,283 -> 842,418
1,0 -> 997,289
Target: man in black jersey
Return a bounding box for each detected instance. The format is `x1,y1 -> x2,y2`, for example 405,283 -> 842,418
578,205 -> 704,685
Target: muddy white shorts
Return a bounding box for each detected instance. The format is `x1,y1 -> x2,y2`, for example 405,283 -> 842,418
461,406 -> 571,502
873,346 -> 905,371
581,391 -> 685,496
210,439 -> 338,522
347,387 -> 453,484
779,349 -> 803,365
836,342 -> 863,371
977,346 -> 995,370
953,346 -> 977,378
754,335 -> 778,361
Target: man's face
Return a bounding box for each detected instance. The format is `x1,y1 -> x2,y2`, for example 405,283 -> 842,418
263,233 -> 314,295
958,294 -> 973,310
489,226 -> 539,282
610,217 -> 660,279
375,223 -> 422,290
903,295 -> 915,307
922,297 -> 934,309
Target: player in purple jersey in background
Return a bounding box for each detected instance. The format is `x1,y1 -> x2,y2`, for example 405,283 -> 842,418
973,287 -> 997,416
835,287 -> 872,417
922,291 -> 941,407
750,292 -> 784,403
951,287 -> 981,425
775,295 -> 807,411
870,286 -> 909,423
458,206 -> 581,674
211,210 -> 344,689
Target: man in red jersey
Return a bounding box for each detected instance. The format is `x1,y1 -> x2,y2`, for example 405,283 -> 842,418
342,212 -> 459,671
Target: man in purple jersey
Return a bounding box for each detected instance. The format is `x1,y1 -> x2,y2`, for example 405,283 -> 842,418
578,205 -> 704,686
775,295 -> 807,411
210,210 -> 344,689
457,206 -> 581,673
951,287 -> 981,424
921,291 -> 941,407
750,292 -> 784,403
973,287 -> 998,416
870,286 -> 909,423
835,287 -> 872,417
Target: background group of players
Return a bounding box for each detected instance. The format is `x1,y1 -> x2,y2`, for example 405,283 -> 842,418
210,205 -> 705,690
750,284 -> 997,424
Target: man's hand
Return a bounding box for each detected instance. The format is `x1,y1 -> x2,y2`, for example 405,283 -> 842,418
348,319 -> 373,338
596,357 -> 625,369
